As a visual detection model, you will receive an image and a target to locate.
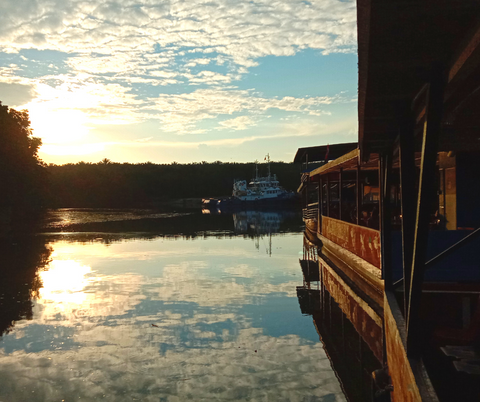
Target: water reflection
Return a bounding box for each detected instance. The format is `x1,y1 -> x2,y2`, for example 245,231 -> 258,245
233,210 -> 298,235
297,240 -> 383,402
0,209 -> 348,401
41,208 -> 303,241
0,238 -> 52,336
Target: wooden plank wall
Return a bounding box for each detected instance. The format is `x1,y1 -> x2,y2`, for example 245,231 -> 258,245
322,216 -> 381,268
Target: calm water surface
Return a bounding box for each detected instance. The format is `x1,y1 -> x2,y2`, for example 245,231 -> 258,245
0,210 -> 347,401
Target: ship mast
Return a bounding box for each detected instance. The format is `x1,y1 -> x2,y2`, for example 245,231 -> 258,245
265,153 -> 271,181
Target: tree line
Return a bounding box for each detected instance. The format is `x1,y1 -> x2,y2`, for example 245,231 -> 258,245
1,101 -> 302,211
46,159 -> 301,207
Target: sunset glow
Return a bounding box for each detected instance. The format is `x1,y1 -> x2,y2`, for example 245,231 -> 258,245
0,0 -> 358,163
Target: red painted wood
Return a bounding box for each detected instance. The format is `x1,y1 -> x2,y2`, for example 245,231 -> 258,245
322,216 -> 381,268
322,263 -> 383,362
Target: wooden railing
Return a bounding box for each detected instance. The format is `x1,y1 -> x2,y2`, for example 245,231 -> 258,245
320,215 -> 381,268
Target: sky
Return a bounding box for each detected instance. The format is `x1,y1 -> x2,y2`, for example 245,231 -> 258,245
0,0 -> 358,165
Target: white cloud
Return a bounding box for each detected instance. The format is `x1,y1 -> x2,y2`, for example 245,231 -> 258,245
218,115 -> 256,130
0,0 -> 356,77
0,0 -> 357,161
147,88 -> 348,133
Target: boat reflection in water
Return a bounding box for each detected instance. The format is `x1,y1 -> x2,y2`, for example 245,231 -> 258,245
233,210 -> 282,234
297,237 -> 384,402
202,207 -> 301,253
232,210 -> 299,235
232,210 -> 300,255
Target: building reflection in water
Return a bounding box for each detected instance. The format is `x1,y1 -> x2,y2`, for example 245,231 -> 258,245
297,237 -> 383,402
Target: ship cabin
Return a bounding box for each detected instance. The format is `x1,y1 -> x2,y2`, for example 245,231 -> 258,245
297,0 -> 480,400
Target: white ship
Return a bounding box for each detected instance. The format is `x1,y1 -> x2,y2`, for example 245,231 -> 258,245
202,155 -> 297,209
231,155 -> 295,203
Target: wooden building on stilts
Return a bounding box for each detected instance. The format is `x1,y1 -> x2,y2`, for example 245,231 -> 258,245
296,1 -> 480,400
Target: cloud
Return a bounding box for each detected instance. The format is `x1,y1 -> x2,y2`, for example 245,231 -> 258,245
147,88 -> 349,133
218,115 -> 256,130
0,82 -> 37,107
184,58 -> 211,67
0,0 -> 357,79
3,60 -> 353,143
39,118 -> 354,157
0,0 -> 357,161
0,0 -> 356,68
14,75 -> 145,146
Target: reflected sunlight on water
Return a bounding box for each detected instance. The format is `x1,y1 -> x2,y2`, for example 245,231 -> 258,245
38,260 -> 93,306
0,212 -> 347,402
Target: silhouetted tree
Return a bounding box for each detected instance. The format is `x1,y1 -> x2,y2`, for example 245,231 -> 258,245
0,101 -> 47,220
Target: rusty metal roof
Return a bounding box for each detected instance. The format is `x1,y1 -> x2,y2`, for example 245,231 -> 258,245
293,142 -> 358,164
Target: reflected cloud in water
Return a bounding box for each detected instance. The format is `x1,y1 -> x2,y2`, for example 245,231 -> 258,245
0,210 -> 346,401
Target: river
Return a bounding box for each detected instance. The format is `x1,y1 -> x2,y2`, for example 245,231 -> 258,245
0,208 -> 359,402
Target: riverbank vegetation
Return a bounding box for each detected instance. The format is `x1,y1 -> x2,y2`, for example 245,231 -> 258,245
1,101 -> 301,211
46,160 -> 301,208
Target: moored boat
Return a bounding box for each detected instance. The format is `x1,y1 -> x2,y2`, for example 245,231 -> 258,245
202,155 -> 297,209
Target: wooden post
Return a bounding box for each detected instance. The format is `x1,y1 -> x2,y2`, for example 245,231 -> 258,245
380,151 -> 393,288
339,168 -> 343,221
356,164 -> 362,225
302,185 -> 307,209
399,120 -> 416,315
407,65 -> 446,358
326,174 -> 330,217
318,176 -> 323,235
305,175 -> 309,207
